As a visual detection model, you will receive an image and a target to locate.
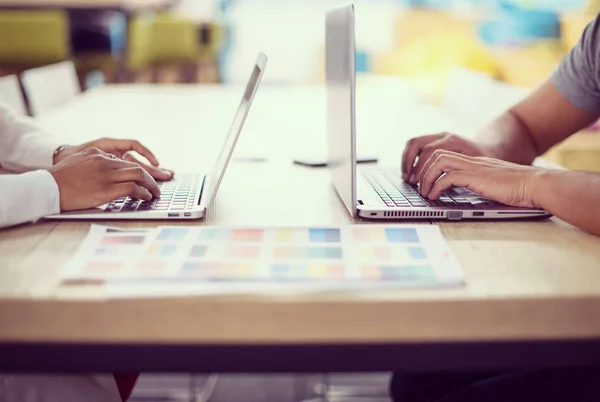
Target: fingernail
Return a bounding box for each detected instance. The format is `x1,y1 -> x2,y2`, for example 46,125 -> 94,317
409,173 -> 417,184
144,189 -> 152,199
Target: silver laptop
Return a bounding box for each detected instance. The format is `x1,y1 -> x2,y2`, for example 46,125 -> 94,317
325,4 -> 550,221
46,52 -> 268,221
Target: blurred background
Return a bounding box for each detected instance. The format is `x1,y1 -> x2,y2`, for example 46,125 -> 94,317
0,1 -> 596,401
0,0 -> 593,94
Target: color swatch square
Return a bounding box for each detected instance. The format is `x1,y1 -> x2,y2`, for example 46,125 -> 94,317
326,264 -> 345,278
309,228 -> 341,243
231,229 -> 264,242
148,243 -> 178,256
181,261 -> 215,277
101,235 -> 145,245
197,228 -> 220,242
271,264 -> 305,281
308,264 -> 345,279
273,246 -> 294,259
361,265 -> 381,280
94,247 -> 121,256
353,227 -> 386,242
308,264 -> 327,278
309,247 -> 343,259
408,247 -> 427,260
133,261 -> 167,272
385,228 -> 420,243
181,261 -> 201,272
190,245 -> 208,257
225,245 -> 260,259
374,265 -> 435,281
275,229 -> 294,242
181,262 -> 254,281
358,246 -> 391,260
212,263 -> 252,280
396,265 -> 435,281
380,265 -> 400,280
157,228 -> 188,241
84,261 -> 124,272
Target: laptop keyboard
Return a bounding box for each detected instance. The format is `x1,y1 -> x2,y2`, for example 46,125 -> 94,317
363,170 -> 502,209
103,173 -> 201,213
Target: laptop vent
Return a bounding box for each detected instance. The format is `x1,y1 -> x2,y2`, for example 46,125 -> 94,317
383,211 -> 445,218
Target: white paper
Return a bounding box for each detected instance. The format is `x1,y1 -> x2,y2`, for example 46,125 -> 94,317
61,224 -> 465,298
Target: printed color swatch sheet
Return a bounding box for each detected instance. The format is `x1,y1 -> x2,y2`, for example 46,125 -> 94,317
61,225 -> 465,289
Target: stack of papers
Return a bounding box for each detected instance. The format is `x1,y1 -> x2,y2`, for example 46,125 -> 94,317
61,224 -> 465,297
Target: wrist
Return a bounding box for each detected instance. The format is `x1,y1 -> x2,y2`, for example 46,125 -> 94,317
477,142 -> 502,159
529,169 -> 560,209
52,145 -> 71,165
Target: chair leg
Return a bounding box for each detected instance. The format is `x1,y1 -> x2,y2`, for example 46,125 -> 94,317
151,65 -> 161,83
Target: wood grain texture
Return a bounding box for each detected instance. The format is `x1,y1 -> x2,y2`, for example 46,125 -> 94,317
2,83 -> 600,345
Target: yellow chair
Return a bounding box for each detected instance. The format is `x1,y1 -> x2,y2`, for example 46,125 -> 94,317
0,10 -> 69,75
123,14 -> 156,82
196,21 -> 225,83
75,14 -> 156,85
150,13 -> 199,83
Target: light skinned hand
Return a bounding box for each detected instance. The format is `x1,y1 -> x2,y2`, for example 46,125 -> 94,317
402,132 -> 492,184
48,147 -> 161,211
417,149 -> 542,208
53,137 -> 174,181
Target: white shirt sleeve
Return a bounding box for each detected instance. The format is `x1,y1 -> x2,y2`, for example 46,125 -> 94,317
0,100 -> 62,172
0,170 -> 60,229
0,100 -> 63,228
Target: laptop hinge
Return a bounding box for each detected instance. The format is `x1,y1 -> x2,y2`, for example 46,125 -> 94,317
197,175 -> 207,205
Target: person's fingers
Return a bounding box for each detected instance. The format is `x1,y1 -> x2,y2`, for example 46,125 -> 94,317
401,134 -> 443,182
419,152 -> 475,198
411,140 -> 461,184
95,138 -> 160,167
119,139 -> 159,166
82,147 -> 108,156
110,166 -> 161,198
123,153 -> 173,181
428,170 -> 473,200
108,182 -> 153,201
418,149 -> 474,186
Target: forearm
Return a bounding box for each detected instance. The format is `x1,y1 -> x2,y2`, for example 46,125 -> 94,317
476,110 -> 541,165
532,169 -> 600,236
0,102 -> 61,172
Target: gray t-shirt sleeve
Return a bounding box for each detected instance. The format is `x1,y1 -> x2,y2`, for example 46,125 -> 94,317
551,14 -> 600,113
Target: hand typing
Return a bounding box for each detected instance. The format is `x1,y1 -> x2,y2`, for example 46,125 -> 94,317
417,150 -> 542,208
53,137 -> 173,181
402,132 -> 492,185
48,147 -> 161,211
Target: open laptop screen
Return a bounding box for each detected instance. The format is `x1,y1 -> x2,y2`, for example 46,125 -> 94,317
204,52 -> 268,207
326,4 -> 357,217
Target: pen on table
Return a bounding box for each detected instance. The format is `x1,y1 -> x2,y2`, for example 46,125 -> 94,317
233,157 -> 267,162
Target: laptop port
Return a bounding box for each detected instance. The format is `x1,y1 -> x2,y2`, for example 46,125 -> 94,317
447,211 -> 463,220
473,211 -> 484,217
184,212 -> 192,217
168,212 -> 180,217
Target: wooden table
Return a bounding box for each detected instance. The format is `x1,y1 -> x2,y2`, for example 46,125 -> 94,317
2,81 -> 600,373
